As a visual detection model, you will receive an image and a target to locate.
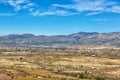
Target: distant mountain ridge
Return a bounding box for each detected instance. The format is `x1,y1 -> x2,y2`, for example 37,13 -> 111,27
0,32 -> 120,47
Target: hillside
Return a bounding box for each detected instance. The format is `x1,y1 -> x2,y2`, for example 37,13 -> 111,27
0,32 -> 120,47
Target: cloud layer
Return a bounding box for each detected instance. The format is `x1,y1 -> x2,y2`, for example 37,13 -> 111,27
52,0 -> 120,15
0,0 -> 120,16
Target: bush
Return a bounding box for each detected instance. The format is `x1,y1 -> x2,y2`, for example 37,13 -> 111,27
94,77 -> 105,80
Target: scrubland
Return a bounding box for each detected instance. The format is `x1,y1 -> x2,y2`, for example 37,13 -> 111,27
0,47 -> 120,80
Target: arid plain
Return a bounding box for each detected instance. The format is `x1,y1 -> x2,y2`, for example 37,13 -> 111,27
0,47 -> 120,80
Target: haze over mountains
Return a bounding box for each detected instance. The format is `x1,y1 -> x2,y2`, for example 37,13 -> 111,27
0,32 -> 120,47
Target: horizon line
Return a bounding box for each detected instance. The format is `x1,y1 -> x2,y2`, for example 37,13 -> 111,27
1,31 -> 120,36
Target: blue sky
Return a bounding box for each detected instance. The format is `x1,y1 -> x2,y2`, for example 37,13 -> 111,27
0,0 -> 120,35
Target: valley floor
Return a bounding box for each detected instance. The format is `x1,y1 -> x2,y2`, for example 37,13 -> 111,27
0,48 -> 120,80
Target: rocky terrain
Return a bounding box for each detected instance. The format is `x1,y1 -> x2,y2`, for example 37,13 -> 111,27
0,32 -> 120,47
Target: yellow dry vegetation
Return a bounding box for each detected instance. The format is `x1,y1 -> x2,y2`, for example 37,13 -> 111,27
12,76 -> 56,80
0,48 -> 120,80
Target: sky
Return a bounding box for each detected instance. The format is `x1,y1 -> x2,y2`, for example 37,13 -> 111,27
0,0 -> 120,35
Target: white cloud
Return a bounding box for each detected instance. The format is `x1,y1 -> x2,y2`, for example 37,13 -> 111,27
16,0 -> 27,4
0,0 -> 120,16
87,11 -> 102,16
53,0 -> 106,11
1,0 -> 25,11
31,9 -> 78,16
23,3 -> 35,9
0,0 -> 36,11
30,0 -> 120,16
52,0 -> 120,15
31,10 -> 40,16
106,6 -> 120,13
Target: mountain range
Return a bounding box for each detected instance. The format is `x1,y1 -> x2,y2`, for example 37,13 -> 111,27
0,32 -> 120,47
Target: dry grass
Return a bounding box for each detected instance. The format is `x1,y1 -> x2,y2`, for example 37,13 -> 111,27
0,48 -> 120,80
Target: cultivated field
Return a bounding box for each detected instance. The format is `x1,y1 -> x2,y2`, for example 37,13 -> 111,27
0,47 -> 120,80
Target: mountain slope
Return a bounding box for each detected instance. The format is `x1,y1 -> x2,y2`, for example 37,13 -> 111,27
0,32 -> 120,47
